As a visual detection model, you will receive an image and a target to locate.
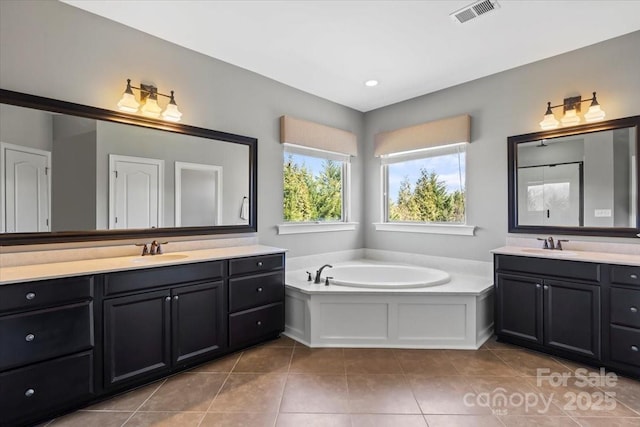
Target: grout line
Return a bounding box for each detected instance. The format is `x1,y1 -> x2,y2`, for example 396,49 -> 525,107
120,378 -> 167,426
198,351 -> 244,426
272,344 -> 296,427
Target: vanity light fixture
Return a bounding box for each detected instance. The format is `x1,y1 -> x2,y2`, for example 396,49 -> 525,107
539,92 -> 605,130
117,79 -> 183,122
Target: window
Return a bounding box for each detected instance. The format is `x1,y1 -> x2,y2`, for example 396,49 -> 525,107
382,143 -> 466,224
283,145 -> 350,223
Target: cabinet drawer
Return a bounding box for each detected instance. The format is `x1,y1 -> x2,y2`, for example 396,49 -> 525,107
229,254 -> 284,276
611,265 -> 640,287
495,255 -> 600,282
229,302 -> 284,347
0,301 -> 93,370
229,271 -> 284,313
0,276 -> 93,314
0,351 -> 93,425
610,325 -> 640,367
105,261 -> 225,295
611,287 -> 640,328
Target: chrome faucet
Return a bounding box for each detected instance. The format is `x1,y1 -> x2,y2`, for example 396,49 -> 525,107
314,264 -> 333,284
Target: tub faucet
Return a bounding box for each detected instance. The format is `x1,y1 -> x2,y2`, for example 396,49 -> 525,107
314,264 -> 333,284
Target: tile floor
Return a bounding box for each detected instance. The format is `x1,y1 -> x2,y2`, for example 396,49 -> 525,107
44,336 -> 640,427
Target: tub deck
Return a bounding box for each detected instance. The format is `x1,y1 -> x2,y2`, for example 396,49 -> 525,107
284,260 -> 494,349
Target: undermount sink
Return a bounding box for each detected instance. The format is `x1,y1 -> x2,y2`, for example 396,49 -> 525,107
131,254 -> 189,263
520,248 -> 578,257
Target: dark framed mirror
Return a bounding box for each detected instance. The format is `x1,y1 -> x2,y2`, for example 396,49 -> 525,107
508,115 -> 640,238
0,89 -> 257,245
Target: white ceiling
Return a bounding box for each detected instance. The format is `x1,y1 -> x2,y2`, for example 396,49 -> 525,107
63,0 -> 640,112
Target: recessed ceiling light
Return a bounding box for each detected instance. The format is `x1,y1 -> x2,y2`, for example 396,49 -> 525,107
365,80 -> 379,87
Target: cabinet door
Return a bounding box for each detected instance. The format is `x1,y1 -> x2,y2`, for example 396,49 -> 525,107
172,281 -> 226,365
496,273 -> 543,344
543,279 -> 601,359
104,290 -> 171,388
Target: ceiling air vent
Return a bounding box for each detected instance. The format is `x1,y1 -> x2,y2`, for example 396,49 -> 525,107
450,0 -> 500,24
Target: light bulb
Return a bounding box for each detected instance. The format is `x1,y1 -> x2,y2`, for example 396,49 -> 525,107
141,96 -> 162,118
117,79 -> 139,113
561,109 -> 580,127
539,113 -> 559,130
584,104 -> 605,122
162,103 -> 182,122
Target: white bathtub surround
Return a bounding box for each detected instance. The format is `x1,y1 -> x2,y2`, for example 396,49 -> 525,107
0,235 -> 258,268
284,254 -> 493,350
329,264 -> 450,289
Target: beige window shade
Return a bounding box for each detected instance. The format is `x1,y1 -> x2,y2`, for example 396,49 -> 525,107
374,114 -> 470,157
280,115 -> 357,156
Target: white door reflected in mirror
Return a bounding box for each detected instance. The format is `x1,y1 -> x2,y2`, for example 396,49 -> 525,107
175,161 -> 222,227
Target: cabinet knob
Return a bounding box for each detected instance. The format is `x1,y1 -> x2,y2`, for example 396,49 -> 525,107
25,389 -> 35,397
173,296 -> 179,301
256,320 -> 262,326
631,274 -> 639,280
536,284 -> 542,289
25,292 -> 36,301
25,334 -> 35,342
165,296 -> 171,301
631,345 -> 639,352
257,287 -> 263,292
631,306 -> 638,314
543,285 -> 549,290
257,261 -> 263,267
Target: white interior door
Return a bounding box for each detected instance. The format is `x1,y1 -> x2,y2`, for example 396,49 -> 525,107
109,154 -> 164,229
175,161 -> 222,227
1,142 -> 51,233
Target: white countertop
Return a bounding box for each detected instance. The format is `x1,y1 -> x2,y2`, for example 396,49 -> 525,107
492,246 -> 640,267
0,245 -> 286,285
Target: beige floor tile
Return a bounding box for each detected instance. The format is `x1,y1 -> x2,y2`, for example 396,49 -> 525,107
597,375 -> 640,414
573,417 -> 640,427
275,413 -> 351,427
499,415 -> 580,426
492,348 -> 570,377
232,347 -> 293,374
351,414 -> 428,427
447,349 -> 519,376
208,373 -> 286,413
260,335 -> 297,348
123,411 -> 205,427
408,375 -> 491,415
289,348 -> 345,375
424,414 -> 503,427
467,376 -> 566,416
347,374 -> 421,414
138,372 -> 226,412
481,336 -> 522,350
189,353 -> 242,373
199,412 -> 277,427
344,348 -> 403,374
393,349 -> 459,375
48,411 -> 132,427
84,381 -> 164,411
280,374 -> 349,413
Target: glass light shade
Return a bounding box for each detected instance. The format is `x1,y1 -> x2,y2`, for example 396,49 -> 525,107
539,113 -> 559,130
561,109 -> 581,127
141,97 -> 162,118
117,92 -> 139,113
584,104 -> 606,122
162,103 -> 182,122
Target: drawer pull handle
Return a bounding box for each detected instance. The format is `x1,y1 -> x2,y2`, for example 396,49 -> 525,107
25,334 -> 35,342
631,307 -> 639,313
631,274 -> 639,280
256,320 -> 262,326
257,287 -> 263,292
632,345 -> 639,352
25,292 -> 36,300
257,261 -> 264,267
25,389 -> 35,397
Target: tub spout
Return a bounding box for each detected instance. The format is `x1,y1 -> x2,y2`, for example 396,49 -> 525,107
314,264 -> 333,284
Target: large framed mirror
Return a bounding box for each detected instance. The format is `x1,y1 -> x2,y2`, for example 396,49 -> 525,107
508,115 -> 640,238
0,89 -> 257,245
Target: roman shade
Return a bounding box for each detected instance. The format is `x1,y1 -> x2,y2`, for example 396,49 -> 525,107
374,114 -> 470,157
280,115 -> 358,156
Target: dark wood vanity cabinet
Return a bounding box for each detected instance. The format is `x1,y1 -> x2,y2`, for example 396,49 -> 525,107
495,254 -> 640,378
0,276 -> 96,427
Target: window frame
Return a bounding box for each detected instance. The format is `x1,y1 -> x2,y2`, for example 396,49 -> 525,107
281,143 -> 352,225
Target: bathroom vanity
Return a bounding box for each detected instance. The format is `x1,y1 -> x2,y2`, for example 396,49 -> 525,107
493,247 -> 640,379
0,246 -> 285,427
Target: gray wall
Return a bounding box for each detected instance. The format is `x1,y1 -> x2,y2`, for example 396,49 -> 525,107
363,31 -> 640,261
0,0 -> 365,256
0,104 -> 52,152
